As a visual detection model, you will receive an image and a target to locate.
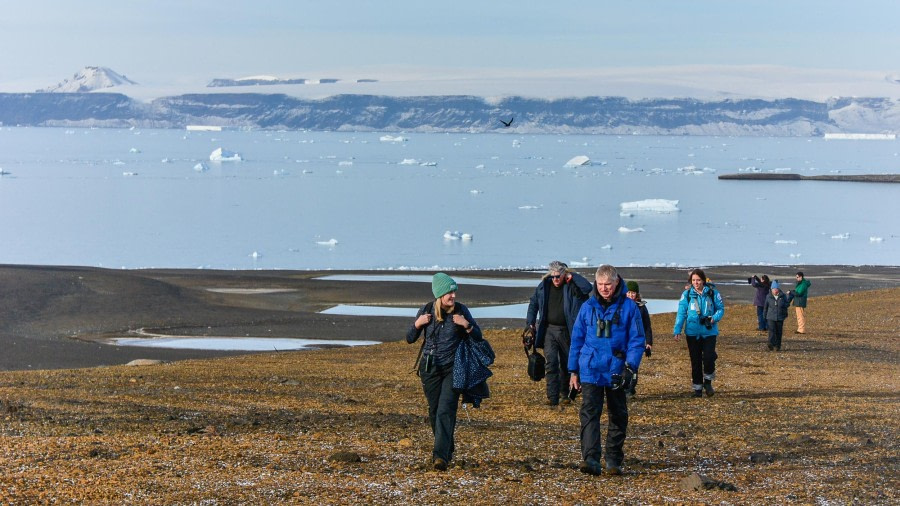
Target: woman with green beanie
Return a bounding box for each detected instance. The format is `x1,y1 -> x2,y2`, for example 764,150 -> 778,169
407,272 -> 483,471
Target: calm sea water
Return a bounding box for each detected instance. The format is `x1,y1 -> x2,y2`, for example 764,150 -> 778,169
0,127 -> 897,270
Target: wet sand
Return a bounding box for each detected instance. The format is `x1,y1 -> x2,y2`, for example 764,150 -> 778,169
2,263 -> 899,370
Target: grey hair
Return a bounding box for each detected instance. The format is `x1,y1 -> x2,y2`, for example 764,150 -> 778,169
595,264 -> 618,281
547,260 -> 568,275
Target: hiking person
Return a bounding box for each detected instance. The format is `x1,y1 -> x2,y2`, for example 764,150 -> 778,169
407,273 -> 483,471
673,268 -> 725,397
624,280 -> 653,396
526,260 -> 592,408
764,280 -> 791,351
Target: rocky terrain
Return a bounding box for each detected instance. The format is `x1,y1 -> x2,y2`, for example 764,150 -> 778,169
0,281 -> 897,503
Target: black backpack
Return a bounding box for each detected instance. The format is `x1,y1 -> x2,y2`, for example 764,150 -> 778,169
522,327 -> 545,382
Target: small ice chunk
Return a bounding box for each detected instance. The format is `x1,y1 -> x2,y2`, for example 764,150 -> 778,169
129,147 -> 141,153
518,205 -> 542,210
210,147 -> 243,162
600,244 -> 612,250
419,161 -> 437,167
461,233 -> 473,241
774,240 -> 797,245
831,233 -> 850,240
618,227 -> 645,233
250,251 -> 261,258
564,155 -> 591,168
193,163 -> 209,172
870,236 -> 883,242
443,230 -> 461,240
470,189 -> 483,195
380,135 -> 407,142
620,199 -> 680,213
619,212 -> 634,218
338,161 -> 353,166
399,158 -> 418,165
316,239 -> 339,246
122,171 -> 138,176
475,164 -> 485,169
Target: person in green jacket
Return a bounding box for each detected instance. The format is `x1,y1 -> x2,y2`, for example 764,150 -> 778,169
788,271 -> 811,334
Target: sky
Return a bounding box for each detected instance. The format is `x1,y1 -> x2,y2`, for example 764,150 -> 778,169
1,1 -> 899,95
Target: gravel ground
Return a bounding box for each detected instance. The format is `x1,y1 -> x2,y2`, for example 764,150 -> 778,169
0,264 -> 897,503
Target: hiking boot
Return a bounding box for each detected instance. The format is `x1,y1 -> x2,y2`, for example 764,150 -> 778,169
692,389 -> 703,398
579,457 -> 603,476
605,460 -> 623,475
560,398 -> 572,406
767,344 -> 774,351
433,458 -> 448,471
703,380 -> 714,397
545,399 -> 559,407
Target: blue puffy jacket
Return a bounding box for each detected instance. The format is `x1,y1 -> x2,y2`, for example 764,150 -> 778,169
673,285 -> 725,338
568,278 -> 646,387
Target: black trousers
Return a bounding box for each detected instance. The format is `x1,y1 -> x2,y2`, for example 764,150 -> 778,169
419,360 -> 459,462
767,319 -> 784,349
685,335 -> 717,388
579,383 -> 628,465
544,324 -> 571,403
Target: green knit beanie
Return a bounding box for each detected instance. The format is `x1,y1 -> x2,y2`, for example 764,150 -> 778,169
431,272 -> 458,298
626,280 -> 640,293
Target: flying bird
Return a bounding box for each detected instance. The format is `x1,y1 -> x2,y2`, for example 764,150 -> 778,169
499,117 -> 514,127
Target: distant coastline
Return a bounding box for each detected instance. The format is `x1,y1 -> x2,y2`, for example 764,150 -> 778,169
718,173 -> 900,183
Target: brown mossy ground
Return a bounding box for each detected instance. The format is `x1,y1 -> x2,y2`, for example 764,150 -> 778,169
1,289 -> 897,504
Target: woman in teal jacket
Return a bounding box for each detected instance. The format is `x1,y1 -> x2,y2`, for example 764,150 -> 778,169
673,268 -> 725,397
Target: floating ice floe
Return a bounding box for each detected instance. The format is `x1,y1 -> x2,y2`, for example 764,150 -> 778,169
193,162 -> 209,172
399,158 -> 418,165
870,236 -> 884,242
600,244 -> 613,250
461,233 -> 473,241
0,168 -> 11,176
273,169 -> 288,176
443,231 -> 462,240
475,164 -> 485,169
419,161 -> 437,167
250,251 -> 261,259
316,238 -> 338,246
210,147 -> 243,162
518,205 -> 542,210
380,135 -> 407,142
161,158 -> 172,164
618,227 -> 645,233
619,212 -> 634,218
831,233 -> 850,240
129,147 -> 141,153
338,161 -> 353,167
564,155 -> 591,168
620,199 -> 680,213
774,240 -> 798,245
470,189 -> 483,195
122,171 -> 138,176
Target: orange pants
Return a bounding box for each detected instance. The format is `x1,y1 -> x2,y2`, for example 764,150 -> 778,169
795,307 -> 806,333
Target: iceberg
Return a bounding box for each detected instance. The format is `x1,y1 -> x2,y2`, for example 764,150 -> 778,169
316,238 -> 339,246
380,135 -> 407,142
618,227 -> 645,233
620,199 -> 680,213
209,147 -> 243,162
564,155 -> 591,167
193,162 -> 209,172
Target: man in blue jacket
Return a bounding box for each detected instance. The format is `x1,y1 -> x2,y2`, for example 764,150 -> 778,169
527,261 -> 592,407
568,265 -> 646,475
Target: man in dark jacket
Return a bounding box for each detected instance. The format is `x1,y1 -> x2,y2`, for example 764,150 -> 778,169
764,280 -> 790,351
526,261 -> 592,407
748,275 -> 771,331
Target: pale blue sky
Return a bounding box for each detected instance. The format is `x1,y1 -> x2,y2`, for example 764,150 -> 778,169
1,1 -> 898,87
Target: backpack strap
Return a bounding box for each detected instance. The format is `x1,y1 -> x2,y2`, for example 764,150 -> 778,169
413,301 -> 435,375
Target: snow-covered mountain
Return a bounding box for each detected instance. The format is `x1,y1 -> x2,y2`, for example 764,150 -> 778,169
38,66 -> 137,93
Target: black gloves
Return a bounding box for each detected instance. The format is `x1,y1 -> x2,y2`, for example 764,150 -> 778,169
611,364 -> 637,391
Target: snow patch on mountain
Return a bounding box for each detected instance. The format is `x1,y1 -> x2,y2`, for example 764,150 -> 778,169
39,66 -> 137,93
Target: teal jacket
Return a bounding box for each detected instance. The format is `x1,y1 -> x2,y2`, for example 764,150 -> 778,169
673,285 -> 725,338
791,278 -> 811,308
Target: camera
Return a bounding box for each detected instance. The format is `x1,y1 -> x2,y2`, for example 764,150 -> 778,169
700,316 -> 714,329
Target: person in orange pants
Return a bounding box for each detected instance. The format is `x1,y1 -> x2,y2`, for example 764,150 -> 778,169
788,271 -> 811,334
